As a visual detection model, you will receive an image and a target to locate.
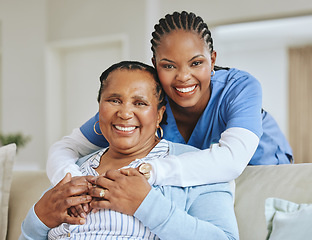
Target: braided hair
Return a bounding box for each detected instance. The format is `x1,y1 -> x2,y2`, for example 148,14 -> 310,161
151,11 -> 229,71
151,11 -> 214,56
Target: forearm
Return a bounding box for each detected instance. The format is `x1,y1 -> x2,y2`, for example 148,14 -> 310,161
47,128 -> 101,185
134,187 -> 238,240
19,205 -> 50,240
148,127 -> 259,186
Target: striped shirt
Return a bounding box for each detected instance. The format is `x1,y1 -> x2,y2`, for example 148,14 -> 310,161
48,139 -> 169,240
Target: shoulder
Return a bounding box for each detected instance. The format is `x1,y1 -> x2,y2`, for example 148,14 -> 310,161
167,141 -> 200,155
161,182 -> 232,202
213,67 -> 259,84
213,68 -> 262,96
76,148 -> 105,167
186,182 -> 233,204
189,182 -> 231,194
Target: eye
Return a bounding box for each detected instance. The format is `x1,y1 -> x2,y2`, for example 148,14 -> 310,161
135,101 -> 148,106
162,64 -> 175,69
191,61 -> 202,67
107,99 -> 121,104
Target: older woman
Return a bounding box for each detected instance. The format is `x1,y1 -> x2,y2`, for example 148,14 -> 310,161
20,61 -> 238,239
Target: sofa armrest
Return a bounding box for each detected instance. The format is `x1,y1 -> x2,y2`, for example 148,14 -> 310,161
7,170 -> 50,240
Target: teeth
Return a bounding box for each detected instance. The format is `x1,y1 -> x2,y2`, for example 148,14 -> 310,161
115,126 -> 136,132
175,85 -> 196,93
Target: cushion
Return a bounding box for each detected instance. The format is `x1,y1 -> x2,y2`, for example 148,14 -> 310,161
234,164 -> 312,240
0,143 -> 16,240
265,197 -> 312,240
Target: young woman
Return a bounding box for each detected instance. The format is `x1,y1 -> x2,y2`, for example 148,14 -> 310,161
20,61 -> 238,239
47,11 -> 292,188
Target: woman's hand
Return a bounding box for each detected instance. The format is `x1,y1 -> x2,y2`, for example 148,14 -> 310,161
68,199 -> 90,219
34,173 -> 93,228
88,168 -> 151,215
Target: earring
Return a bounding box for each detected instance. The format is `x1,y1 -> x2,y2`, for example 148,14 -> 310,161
93,121 -> 102,136
155,126 -> 163,139
211,69 -> 215,77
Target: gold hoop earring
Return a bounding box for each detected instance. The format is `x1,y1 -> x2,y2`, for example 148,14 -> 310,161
93,121 -> 102,135
155,126 -> 163,139
211,70 -> 215,77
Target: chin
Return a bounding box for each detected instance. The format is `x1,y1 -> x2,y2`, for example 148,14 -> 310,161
175,99 -> 199,109
114,143 -> 137,150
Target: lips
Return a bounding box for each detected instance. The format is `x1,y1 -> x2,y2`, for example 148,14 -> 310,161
114,125 -> 136,132
174,84 -> 197,94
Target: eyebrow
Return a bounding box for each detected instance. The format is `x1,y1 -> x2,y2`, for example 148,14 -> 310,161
160,54 -> 205,64
132,95 -> 150,103
106,93 -> 150,103
159,58 -> 175,63
106,93 -> 122,98
188,55 -> 205,62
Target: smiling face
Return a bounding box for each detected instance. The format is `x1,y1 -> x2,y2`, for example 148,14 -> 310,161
153,30 -> 216,112
98,69 -> 165,156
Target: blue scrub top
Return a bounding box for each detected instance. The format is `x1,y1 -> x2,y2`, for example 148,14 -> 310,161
81,68 -> 292,165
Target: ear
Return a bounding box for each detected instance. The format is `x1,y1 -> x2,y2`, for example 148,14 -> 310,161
156,106 -> 166,126
151,57 -> 156,68
211,51 -> 217,70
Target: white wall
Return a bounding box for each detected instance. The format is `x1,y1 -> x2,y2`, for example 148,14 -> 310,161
0,0 -> 46,170
213,15 -> 312,137
46,0 -> 149,62
158,0 -> 312,26
45,35 -> 129,149
0,0 -> 312,170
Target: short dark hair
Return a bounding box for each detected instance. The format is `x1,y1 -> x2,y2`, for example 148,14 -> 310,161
97,61 -> 167,124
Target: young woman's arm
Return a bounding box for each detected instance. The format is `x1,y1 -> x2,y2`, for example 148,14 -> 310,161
47,128 -> 102,185
147,127 -> 259,186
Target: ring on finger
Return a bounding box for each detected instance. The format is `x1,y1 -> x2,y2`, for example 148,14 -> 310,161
99,189 -> 106,198
139,163 -> 152,174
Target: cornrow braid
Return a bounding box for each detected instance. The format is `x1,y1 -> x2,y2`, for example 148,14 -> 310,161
151,11 -> 214,56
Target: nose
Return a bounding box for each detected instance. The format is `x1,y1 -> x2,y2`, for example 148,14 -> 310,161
117,105 -> 134,120
176,67 -> 191,82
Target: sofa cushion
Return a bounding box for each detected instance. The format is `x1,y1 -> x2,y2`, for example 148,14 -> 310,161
265,198 -> 312,240
0,143 -> 16,240
235,164 -> 312,240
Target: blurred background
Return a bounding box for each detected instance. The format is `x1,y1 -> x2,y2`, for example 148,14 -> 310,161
0,0 -> 312,170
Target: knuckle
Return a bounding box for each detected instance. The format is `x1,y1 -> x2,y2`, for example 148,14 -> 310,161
66,189 -> 75,196
76,206 -> 83,213
64,198 -> 73,207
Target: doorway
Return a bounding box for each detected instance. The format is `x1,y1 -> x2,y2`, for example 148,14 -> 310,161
45,35 -> 129,148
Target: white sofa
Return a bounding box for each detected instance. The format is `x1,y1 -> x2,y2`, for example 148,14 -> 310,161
3,144 -> 312,239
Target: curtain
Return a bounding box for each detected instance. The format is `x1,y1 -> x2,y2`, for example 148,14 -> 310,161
288,46 -> 312,163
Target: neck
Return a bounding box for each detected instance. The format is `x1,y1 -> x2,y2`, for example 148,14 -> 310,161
96,138 -> 159,175
169,86 -> 211,117
168,93 -> 210,143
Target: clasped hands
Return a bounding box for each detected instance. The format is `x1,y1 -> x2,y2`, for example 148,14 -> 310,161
34,167 -> 151,228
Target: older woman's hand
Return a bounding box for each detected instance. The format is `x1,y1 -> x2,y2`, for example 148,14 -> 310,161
34,173 -> 93,228
88,168 -> 151,215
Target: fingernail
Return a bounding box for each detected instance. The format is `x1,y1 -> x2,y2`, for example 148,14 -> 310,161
84,205 -> 89,212
81,212 -> 87,218
79,218 -> 86,225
